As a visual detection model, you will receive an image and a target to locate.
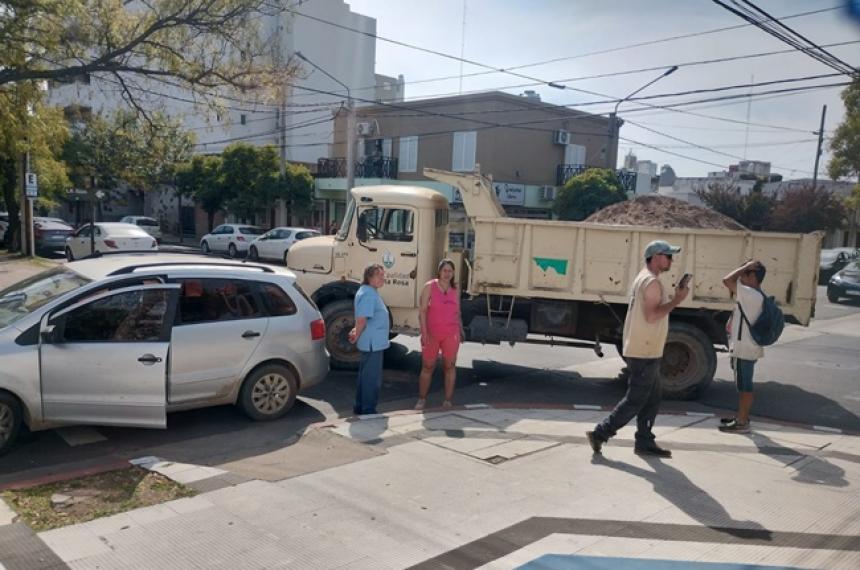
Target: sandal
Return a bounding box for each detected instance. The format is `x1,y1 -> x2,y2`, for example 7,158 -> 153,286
414,398 -> 426,411
442,400 -> 453,409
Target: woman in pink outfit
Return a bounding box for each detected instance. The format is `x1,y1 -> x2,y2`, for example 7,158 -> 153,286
415,259 -> 462,410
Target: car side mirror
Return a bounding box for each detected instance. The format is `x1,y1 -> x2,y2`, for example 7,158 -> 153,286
357,213 -> 368,242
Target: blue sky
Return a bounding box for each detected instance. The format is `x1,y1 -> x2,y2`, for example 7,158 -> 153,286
344,0 -> 859,178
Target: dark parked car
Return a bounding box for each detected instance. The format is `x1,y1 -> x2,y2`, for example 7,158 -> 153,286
827,261 -> 860,303
34,217 -> 74,254
819,248 -> 858,284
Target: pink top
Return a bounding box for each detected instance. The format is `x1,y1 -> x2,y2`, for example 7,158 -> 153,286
426,279 -> 460,337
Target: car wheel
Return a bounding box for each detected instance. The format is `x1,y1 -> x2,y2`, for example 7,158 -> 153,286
283,250 -> 289,266
0,392 -> 22,456
65,246 -> 75,261
238,364 -> 298,421
827,289 -> 840,303
249,246 -> 259,261
201,241 -> 210,254
228,243 -> 238,258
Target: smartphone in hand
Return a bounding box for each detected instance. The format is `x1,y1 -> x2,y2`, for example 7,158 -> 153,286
679,273 -> 692,288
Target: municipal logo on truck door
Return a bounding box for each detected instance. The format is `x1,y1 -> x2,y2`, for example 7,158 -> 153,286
382,250 -> 395,269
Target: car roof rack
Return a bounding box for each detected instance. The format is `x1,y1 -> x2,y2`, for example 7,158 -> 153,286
81,249 -> 233,261
108,261 -> 276,275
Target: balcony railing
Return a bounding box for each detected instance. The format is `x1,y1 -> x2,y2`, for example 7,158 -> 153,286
317,157 -> 399,179
556,164 -> 639,194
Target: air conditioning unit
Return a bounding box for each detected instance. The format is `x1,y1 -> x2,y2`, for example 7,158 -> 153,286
356,122 -> 374,136
541,186 -> 557,201
553,130 -> 570,145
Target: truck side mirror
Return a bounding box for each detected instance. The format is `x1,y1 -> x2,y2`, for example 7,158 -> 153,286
357,213 -> 368,242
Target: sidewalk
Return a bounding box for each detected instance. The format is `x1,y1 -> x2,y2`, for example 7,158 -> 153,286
2,406 -> 858,569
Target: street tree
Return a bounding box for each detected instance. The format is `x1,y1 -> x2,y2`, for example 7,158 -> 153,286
828,78 -> 860,182
769,185 -> 846,234
220,143 -> 279,222
554,168 -> 627,221
177,155 -> 225,232
696,182 -> 776,231
282,162 -> 315,224
0,1 -> 294,113
0,82 -> 70,250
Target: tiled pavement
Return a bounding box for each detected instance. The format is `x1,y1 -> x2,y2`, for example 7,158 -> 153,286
2,407 -> 858,569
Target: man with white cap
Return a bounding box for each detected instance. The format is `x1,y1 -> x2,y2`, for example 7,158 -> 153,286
587,239 -> 689,458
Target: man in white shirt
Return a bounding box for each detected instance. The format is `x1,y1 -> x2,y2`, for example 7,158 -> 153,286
720,260 -> 766,434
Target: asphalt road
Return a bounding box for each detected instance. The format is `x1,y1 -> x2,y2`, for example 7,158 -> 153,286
0,255 -> 858,486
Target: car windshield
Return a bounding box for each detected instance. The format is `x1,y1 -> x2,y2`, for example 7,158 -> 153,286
0,267 -> 91,329
136,218 -> 159,227
240,227 -> 263,235
844,261 -> 860,272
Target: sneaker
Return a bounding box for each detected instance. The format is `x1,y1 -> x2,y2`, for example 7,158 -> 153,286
720,417 -> 736,425
634,444 -> 672,458
414,398 -> 426,411
719,420 -> 750,433
442,400 -> 453,409
586,431 -> 603,454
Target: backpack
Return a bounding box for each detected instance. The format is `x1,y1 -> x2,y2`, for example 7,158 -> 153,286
738,288 -> 784,347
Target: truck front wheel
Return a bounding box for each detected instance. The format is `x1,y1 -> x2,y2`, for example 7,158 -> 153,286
660,322 -> 716,400
321,299 -> 361,370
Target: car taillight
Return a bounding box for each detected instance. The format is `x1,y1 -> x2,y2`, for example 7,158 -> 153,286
151,239 -> 157,248
104,239 -> 118,248
310,319 -> 325,340
237,235 -> 246,241
34,226 -> 43,238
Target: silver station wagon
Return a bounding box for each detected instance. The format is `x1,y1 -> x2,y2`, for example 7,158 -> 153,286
0,253 -> 329,455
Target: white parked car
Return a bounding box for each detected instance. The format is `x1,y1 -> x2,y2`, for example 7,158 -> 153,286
249,227 -> 322,264
120,216 -> 162,242
65,223 -> 158,261
200,224 -> 264,258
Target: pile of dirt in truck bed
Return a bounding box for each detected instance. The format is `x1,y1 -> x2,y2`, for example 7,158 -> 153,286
584,195 -> 747,231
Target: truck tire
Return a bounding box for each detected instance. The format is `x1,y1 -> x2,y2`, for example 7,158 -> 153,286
321,299 -> 361,370
660,322 -> 716,400
0,392 -> 22,456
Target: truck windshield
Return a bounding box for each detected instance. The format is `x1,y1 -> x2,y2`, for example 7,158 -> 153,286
337,200 -> 356,241
0,267 -> 91,329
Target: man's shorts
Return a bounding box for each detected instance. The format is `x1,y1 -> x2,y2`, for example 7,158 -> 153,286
731,357 -> 756,392
422,332 -> 460,363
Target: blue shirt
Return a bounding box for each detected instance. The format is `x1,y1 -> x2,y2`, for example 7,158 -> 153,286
355,284 -> 390,352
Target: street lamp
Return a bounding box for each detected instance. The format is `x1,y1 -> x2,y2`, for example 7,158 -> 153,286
294,51 -> 356,193
606,66 -> 679,168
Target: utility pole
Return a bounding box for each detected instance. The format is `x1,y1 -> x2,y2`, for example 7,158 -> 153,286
812,104 -> 827,190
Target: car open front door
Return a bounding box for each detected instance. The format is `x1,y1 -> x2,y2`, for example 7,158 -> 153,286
39,283 -> 180,428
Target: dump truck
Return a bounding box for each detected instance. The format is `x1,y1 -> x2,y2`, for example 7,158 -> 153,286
287,168 -> 821,399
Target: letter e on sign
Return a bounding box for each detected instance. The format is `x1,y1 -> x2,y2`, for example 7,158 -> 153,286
25,172 -> 38,198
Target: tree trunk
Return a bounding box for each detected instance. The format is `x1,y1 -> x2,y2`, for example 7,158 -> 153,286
1,156 -> 21,251
207,210 -> 215,232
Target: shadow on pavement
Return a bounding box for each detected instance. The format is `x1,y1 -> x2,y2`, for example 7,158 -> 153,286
747,432 -> 848,487
591,453 -> 773,540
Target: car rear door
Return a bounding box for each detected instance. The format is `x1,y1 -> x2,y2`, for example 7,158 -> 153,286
168,277 -> 268,404
39,284 -> 179,428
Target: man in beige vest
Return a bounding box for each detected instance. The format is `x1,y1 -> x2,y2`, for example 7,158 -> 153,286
587,240 -> 689,458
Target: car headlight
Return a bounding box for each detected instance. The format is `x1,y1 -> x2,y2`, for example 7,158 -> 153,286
831,274 -> 842,282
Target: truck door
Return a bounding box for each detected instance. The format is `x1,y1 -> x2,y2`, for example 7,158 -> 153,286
39,284 -> 179,428
352,205 -> 418,308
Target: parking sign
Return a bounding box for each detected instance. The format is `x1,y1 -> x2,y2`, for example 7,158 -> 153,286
25,172 -> 38,197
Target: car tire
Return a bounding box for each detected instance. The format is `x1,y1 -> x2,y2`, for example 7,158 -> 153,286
283,250 -> 289,266
228,243 -> 238,258
321,299 -> 361,370
201,241 -> 210,254
0,392 -> 22,456
827,289 -> 840,303
238,364 -> 298,421
249,246 -> 259,261
65,246 -> 75,261
660,322 -> 716,401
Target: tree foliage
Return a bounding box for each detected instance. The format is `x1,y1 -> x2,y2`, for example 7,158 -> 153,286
0,1 -> 293,110
695,182 -> 776,231
828,78 -> 860,181
554,168 -> 627,221
0,81 -> 70,249
176,154 -> 223,231
769,185 -> 847,234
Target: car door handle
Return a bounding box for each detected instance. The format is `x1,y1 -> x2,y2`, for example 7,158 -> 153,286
138,354 -> 162,365
401,252 -> 417,257
242,331 -> 261,339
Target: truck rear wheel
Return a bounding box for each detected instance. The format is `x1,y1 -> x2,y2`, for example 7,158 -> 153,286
321,299 -> 361,370
660,322 -> 716,400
